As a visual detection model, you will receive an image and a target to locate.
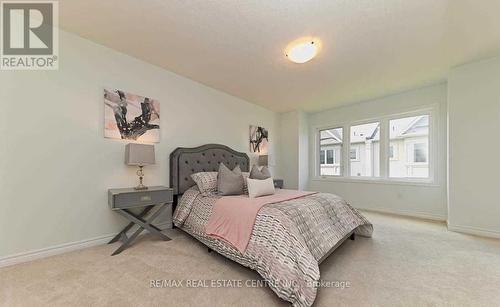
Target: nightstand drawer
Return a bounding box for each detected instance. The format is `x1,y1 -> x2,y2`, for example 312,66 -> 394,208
109,188 -> 173,209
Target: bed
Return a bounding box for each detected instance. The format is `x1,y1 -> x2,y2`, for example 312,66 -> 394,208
170,144 -> 373,307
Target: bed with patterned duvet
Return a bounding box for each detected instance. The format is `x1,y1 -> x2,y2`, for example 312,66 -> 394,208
173,186 -> 373,307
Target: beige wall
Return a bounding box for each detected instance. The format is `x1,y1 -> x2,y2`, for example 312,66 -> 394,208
0,30 -> 278,259
308,84 -> 448,220
277,111 -> 300,189
298,111 -> 309,190
447,56 -> 500,238
276,110 -> 308,190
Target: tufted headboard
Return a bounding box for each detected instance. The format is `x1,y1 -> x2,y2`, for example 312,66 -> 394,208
169,144 -> 250,196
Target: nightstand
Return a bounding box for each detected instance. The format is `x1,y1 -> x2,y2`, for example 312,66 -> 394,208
273,179 -> 284,189
108,186 -> 173,255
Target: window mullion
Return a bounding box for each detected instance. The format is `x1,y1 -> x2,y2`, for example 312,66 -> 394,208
343,124 -> 350,177
380,118 -> 389,179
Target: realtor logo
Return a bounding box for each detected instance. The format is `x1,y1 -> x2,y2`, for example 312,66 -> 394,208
1,1 -> 58,70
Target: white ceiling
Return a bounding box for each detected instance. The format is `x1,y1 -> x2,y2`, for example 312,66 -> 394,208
59,0 -> 500,113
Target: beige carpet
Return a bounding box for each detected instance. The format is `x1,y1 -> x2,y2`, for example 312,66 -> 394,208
2,212 -> 500,307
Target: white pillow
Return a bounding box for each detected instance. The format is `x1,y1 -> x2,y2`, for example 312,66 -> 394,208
246,177 -> 275,198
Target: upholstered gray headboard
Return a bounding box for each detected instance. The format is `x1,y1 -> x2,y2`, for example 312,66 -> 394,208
169,144 -> 250,195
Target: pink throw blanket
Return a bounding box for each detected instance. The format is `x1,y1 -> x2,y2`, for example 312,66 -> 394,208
205,189 -> 317,253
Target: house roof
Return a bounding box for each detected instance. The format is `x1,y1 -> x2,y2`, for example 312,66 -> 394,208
350,122 -> 380,143
320,128 -> 342,145
391,115 -> 429,139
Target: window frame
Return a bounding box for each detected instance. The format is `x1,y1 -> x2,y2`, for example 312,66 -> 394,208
348,120 -> 381,177
388,112 -> 433,181
326,149 -> 335,165
314,105 -> 438,185
317,127 -> 344,177
319,149 -> 326,165
319,149 -> 337,166
320,149 -> 340,166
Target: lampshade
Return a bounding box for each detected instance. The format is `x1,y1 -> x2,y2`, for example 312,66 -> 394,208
258,155 -> 268,166
125,143 -> 155,166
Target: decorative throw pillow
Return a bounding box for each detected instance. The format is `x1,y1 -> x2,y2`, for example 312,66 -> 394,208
191,172 -> 218,196
217,163 -> 244,196
249,165 -> 271,180
242,172 -> 250,194
246,177 -> 275,198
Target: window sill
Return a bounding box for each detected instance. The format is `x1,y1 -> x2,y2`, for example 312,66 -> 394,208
312,176 -> 440,187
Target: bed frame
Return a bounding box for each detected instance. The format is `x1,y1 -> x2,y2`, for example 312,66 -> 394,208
170,144 -> 249,212
169,143 -> 354,263
170,143 -> 249,193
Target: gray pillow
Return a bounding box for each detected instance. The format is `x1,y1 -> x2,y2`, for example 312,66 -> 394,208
249,165 -> 271,180
191,172 -> 218,196
217,163 -> 244,196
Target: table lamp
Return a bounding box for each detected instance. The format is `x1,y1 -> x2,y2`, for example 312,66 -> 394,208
125,143 -> 155,190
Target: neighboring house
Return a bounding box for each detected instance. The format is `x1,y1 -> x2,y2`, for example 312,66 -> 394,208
320,115 -> 429,178
319,128 -> 343,176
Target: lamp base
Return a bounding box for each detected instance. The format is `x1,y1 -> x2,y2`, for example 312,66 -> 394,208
135,166 -> 149,190
134,184 -> 149,191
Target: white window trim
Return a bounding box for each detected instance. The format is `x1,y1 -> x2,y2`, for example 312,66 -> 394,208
314,105 -> 439,185
310,176 -> 440,187
317,127 -> 344,177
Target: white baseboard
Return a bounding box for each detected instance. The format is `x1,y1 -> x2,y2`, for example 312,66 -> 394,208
0,222 -> 173,269
356,207 -> 500,240
0,234 -> 115,268
356,206 -> 447,222
447,224 -> 500,240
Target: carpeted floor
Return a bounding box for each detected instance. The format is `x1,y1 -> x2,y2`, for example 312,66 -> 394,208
1,212 -> 500,307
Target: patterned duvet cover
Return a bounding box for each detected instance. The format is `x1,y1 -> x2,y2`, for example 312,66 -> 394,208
173,187 -> 373,307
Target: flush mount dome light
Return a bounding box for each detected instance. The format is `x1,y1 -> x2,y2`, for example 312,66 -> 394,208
285,40 -> 319,64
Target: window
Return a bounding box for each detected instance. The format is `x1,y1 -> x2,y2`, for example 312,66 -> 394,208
389,115 -> 429,179
413,143 -> 427,163
326,149 -> 334,164
320,149 -> 340,165
350,122 -> 380,177
350,148 -> 359,161
317,109 -> 434,182
319,127 -> 343,176
389,144 -> 398,160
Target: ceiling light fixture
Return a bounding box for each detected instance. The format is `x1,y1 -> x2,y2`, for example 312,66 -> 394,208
285,39 -> 320,64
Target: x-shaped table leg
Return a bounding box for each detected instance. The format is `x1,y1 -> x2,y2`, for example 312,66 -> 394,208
111,204 -> 171,256
108,205 -> 154,244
